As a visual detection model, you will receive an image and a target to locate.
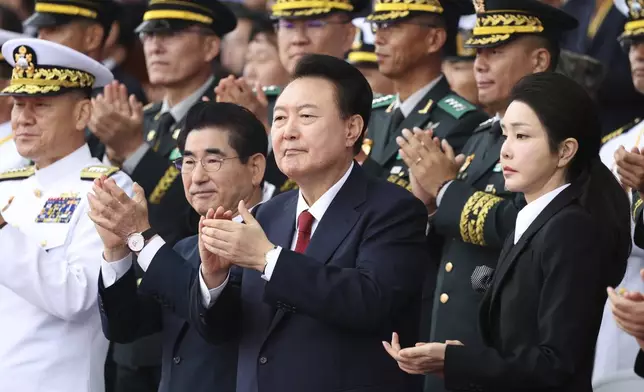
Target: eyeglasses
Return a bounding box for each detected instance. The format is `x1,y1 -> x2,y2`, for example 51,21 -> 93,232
274,19 -> 349,32
173,155 -> 239,173
370,21 -> 440,34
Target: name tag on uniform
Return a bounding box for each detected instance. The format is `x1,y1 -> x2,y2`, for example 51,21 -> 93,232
36,196 -> 81,224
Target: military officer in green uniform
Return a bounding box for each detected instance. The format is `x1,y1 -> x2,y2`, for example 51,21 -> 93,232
394,1 -> 578,391
365,0 -> 489,191
214,0 -> 369,194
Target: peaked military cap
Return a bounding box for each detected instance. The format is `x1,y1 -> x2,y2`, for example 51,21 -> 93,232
135,0 -> 237,37
271,0 -> 370,19
24,0 -> 116,31
367,0 -> 444,22
617,0 -> 644,43
347,17 -> 376,67
0,37 -> 113,96
445,14 -> 476,61
465,0 -> 578,48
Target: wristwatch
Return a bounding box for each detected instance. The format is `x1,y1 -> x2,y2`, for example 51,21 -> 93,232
126,228 -> 156,252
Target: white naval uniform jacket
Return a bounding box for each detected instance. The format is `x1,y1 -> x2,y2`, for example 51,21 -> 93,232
0,121 -> 29,172
0,144 -> 134,392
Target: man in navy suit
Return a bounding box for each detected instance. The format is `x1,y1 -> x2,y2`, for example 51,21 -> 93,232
103,54 -> 429,392
89,102 -> 271,392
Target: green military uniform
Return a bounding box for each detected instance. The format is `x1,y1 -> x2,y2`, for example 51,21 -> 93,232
422,1 -> 578,391
366,0 -> 489,190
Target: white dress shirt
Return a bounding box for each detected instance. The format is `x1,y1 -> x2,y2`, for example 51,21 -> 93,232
513,183 -> 570,244
593,125 -> 644,384
0,145 -> 134,392
0,121 -> 30,172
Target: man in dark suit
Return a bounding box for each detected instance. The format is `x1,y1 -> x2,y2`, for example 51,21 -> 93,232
91,54 -> 430,392
365,0 -> 488,189
394,1 -> 578,391
85,1 -> 238,390
92,101 -> 271,392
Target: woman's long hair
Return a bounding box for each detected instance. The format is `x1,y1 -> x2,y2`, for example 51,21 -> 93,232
509,72 -> 631,276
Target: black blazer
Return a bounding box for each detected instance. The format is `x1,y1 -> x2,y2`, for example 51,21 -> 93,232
442,182 -> 627,392
98,237 -> 237,392
141,163 -> 429,392
636,350 -> 644,378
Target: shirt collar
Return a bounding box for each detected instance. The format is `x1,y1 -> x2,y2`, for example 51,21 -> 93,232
161,75 -> 215,122
296,162 -> 354,225
514,183 -> 570,244
34,144 -> 93,189
395,75 -> 443,117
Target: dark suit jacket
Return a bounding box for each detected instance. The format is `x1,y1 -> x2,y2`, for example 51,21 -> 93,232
98,237 -> 237,392
636,350 -> 644,378
443,181 -> 627,392
141,163 -> 429,392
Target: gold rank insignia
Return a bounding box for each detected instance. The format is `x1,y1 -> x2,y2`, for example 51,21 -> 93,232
418,99 -> 434,114
147,130 -> 156,142
35,195 -> 81,224
485,184 -> 496,194
460,154 -> 475,172
81,165 -> 119,181
0,165 -> 35,182
172,128 -> 180,140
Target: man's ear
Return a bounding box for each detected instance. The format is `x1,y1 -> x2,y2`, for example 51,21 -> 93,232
75,98 -> 92,132
203,35 -> 221,63
83,23 -> 106,54
531,47 -> 551,73
249,153 -> 267,187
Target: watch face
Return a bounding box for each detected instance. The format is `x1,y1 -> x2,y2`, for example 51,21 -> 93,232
127,233 -> 145,252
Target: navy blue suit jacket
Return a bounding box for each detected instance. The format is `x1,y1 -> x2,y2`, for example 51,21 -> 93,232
98,237 -> 237,392
141,163 -> 429,392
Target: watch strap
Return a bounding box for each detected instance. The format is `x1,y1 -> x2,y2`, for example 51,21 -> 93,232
141,228 -> 156,241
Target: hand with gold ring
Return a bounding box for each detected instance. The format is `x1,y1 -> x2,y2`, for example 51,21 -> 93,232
396,127 -> 465,200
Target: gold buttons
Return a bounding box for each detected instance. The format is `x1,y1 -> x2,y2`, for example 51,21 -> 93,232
445,262 -> 453,272
440,293 -> 449,304
34,189 -> 42,198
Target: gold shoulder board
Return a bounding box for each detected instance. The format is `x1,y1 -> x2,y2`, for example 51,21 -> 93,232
81,165 -> 120,181
0,165 -> 35,182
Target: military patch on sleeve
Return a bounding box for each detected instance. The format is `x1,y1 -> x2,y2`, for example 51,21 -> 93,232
372,94 -> 395,109
262,85 -> 283,97
36,195 -> 81,224
0,165 -> 35,182
437,94 -> 477,119
602,118 -> 642,145
81,165 -> 120,181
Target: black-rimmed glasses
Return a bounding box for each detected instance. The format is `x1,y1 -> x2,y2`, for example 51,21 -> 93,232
173,155 -> 239,173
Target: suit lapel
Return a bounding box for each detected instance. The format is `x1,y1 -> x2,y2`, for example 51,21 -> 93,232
467,122 -> 503,184
304,165 -> 365,264
487,182 -> 582,311
380,78 -> 451,165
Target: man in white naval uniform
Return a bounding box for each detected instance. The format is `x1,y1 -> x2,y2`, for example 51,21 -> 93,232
0,37 -> 133,392
594,0 -> 644,384
0,28 -> 28,172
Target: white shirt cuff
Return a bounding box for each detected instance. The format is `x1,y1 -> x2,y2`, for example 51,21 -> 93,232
436,180 -> 453,207
101,253 -> 134,288
199,266 -> 230,308
261,246 -> 282,281
122,143 -> 150,175
137,236 -> 166,272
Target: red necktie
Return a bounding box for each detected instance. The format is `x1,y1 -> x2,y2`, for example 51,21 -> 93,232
294,210 -> 314,254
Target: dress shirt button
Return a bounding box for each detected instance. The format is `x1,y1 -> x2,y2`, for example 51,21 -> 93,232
445,262 -> 453,272
259,356 -> 268,365
173,356 -> 181,365
440,293 -> 449,304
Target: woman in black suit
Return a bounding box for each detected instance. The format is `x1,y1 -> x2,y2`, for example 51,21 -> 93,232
384,72 -> 632,391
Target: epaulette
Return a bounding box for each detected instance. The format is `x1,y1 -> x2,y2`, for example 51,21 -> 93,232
437,94 -> 477,119
143,102 -> 162,114
81,165 -> 120,181
473,117 -> 496,133
602,118 -> 642,145
262,85 -> 282,97
0,165 -> 35,182
372,94 -> 395,109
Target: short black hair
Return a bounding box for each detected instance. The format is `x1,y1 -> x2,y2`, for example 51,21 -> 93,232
249,13 -> 275,43
178,101 -> 268,164
291,54 -> 373,155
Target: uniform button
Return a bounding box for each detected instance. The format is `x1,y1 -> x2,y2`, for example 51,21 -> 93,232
34,189 -> 42,198
440,293 -> 449,304
259,356 -> 268,365
445,262 -> 453,272
173,356 -> 181,364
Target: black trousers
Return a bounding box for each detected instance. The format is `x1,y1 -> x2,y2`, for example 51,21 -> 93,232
114,363 -> 161,392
